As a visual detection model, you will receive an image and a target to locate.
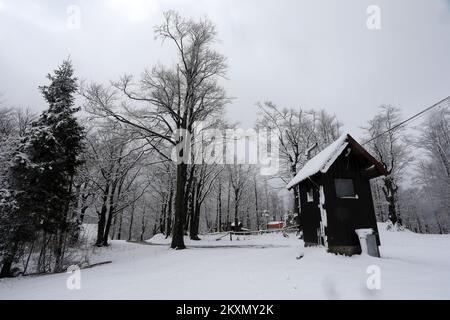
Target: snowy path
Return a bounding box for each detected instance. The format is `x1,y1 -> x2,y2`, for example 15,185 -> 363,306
1,226 -> 450,299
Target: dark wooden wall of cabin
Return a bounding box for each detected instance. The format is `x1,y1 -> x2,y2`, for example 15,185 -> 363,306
299,179 -> 322,246
322,148 -> 380,254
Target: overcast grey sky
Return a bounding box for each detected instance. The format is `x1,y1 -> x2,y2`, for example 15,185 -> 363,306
1,0 -> 449,139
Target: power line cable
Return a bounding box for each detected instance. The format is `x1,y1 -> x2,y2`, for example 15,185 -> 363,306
363,96 -> 450,145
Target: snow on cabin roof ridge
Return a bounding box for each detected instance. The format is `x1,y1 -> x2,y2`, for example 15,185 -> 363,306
286,133 -> 350,190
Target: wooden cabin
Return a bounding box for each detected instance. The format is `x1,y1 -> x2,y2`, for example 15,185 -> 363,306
286,134 -> 388,256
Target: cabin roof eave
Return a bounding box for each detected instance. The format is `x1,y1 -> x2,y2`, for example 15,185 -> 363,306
286,134 -> 389,190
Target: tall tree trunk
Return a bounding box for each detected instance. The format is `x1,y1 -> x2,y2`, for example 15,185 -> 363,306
72,183 -> 82,219
217,181 -> 222,232
204,205 -> 212,231
53,230 -> 66,272
226,180 -> 231,231
216,201 -> 219,231
105,174 -> 126,243
159,200 -> 166,234
190,182 -> 202,240
0,240 -> 19,278
171,163 -> 187,249
37,231 -> 48,273
111,216 -> 117,240
184,168 -> 196,235
140,210 -> 146,242
128,198 -> 136,241
253,176 -> 259,231
103,213 -> 114,245
234,189 -> 239,231
190,200 -> 201,240
166,180 -> 174,238
246,203 -> 251,230
187,178 -> 198,236
264,180 -> 270,210
96,183 -> 110,246
186,188 -> 194,234
434,211 -> 443,234
382,177 -> 401,227
54,174 -> 74,272
79,205 -> 88,224
117,210 -> 123,240
102,180 -> 119,246
23,240 -> 36,275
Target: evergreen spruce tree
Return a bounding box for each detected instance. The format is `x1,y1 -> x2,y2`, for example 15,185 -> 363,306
0,60 -> 84,277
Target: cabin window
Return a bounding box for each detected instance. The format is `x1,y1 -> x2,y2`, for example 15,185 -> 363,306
307,189 -> 314,202
334,178 -> 356,198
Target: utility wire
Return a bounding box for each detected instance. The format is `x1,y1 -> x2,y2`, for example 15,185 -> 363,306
363,96 -> 450,145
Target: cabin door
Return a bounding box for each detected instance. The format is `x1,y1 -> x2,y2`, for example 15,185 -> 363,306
301,185 -> 322,246
334,178 -> 362,249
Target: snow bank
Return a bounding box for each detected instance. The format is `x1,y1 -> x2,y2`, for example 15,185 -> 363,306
146,233 -> 170,244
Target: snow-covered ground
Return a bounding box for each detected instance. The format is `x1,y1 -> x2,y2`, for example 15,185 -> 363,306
1,224 -> 449,299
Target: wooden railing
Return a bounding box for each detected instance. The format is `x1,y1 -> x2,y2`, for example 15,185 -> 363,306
213,225 -> 300,241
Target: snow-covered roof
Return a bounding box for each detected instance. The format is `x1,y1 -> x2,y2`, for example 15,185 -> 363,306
286,133 -> 389,190
286,134 -> 350,189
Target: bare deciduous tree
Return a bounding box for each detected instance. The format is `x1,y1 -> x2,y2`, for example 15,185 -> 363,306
256,102 -> 341,226
228,165 -> 251,230
363,105 -> 410,229
82,11 -> 229,249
